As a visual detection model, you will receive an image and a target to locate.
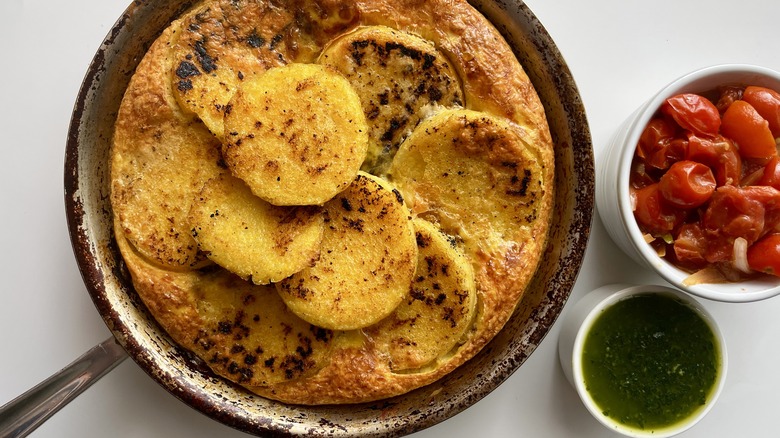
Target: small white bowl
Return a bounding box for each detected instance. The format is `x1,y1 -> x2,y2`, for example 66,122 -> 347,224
596,64 -> 780,302
558,284 -> 727,437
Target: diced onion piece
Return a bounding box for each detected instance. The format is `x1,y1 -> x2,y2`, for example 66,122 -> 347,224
733,237 -> 751,274
643,233 -> 655,243
682,265 -> 729,286
741,167 -> 765,186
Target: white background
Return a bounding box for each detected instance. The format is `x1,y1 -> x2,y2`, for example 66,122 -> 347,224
1,0 -> 779,437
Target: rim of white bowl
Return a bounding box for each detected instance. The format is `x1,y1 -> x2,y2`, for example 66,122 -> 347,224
616,64 -> 780,303
572,285 -> 728,438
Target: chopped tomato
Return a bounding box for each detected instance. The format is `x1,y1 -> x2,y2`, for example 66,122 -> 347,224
658,160 -> 716,208
662,93 -> 721,137
633,183 -> 686,235
747,234 -> 780,276
701,186 -> 780,262
686,134 -> 742,186
701,195 -> 761,262
743,86 -> 780,137
721,100 -> 777,159
673,223 -> 709,269
631,86 -> 780,282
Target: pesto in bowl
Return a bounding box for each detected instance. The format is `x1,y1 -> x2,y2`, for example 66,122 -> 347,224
558,284 -> 727,438
582,293 -> 720,431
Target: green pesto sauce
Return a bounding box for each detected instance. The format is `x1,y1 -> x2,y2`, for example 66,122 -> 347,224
581,294 -> 719,431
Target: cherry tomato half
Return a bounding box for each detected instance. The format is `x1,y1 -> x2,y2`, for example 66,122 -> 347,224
662,93 -> 721,137
747,233 -> 780,276
658,160 -> 716,208
721,100 -> 777,159
637,118 -> 684,169
686,134 -> 742,186
633,183 -> 686,235
743,86 -> 780,137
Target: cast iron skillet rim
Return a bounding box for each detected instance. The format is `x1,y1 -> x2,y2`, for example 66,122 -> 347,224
63,0 -> 594,436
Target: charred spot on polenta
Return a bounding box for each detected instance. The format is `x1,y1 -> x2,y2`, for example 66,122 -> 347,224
318,25 -> 465,173
186,276 -> 335,386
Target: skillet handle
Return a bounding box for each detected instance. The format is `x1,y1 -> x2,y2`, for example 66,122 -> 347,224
0,337 -> 127,438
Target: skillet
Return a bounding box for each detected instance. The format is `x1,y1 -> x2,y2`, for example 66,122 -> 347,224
0,1 -> 593,436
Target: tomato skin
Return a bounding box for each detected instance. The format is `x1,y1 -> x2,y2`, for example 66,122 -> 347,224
743,86 -> 780,137
630,161 -> 656,190
658,160 -> 716,208
662,93 -> 721,137
721,100 -> 777,159
637,118 -> 683,169
633,183 -> 686,235
757,156 -> 780,189
716,86 -> 744,113
747,234 -> 780,276
686,134 -> 742,186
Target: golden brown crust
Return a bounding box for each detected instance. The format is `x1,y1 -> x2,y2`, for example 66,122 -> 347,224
111,0 -> 554,405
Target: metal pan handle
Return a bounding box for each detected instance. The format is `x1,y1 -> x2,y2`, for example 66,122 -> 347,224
0,337 -> 127,438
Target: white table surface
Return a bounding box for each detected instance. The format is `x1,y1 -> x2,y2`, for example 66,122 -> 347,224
2,0 -> 779,436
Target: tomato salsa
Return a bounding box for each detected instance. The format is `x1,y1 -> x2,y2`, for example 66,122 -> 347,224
631,85 -> 780,280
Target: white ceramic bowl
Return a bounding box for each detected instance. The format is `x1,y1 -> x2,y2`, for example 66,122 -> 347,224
596,64 -> 780,302
558,284 -> 727,437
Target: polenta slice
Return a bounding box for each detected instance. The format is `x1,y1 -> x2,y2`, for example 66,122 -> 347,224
276,172 -> 417,330
366,218 -> 477,372
223,63 -> 369,206
111,20 -> 223,269
116,230 -> 335,386
170,0 -> 318,139
318,25 -> 464,173
188,174 -> 324,284
388,109 -> 553,259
